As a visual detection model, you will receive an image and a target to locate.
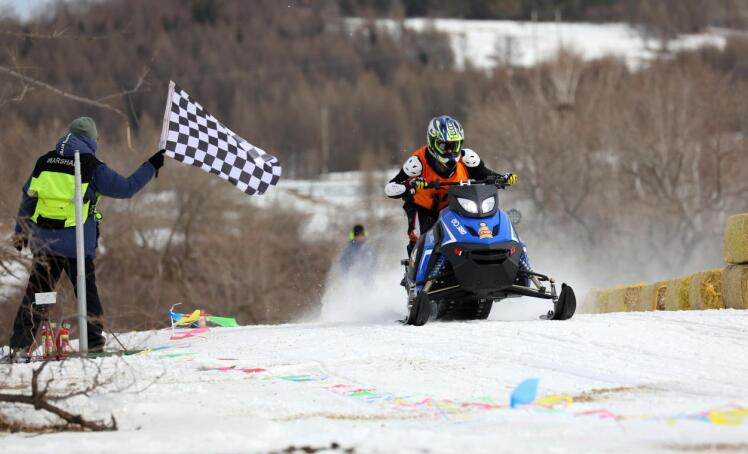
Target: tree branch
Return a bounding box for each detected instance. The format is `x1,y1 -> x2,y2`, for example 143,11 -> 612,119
0,360 -> 117,432
0,392 -> 116,431
0,65 -> 129,122
96,50 -> 158,103
0,22 -> 133,41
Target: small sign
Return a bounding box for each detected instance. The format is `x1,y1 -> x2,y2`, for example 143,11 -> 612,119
34,292 -> 57,305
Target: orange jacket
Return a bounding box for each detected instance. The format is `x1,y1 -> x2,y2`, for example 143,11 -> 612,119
410,146 -> 469,211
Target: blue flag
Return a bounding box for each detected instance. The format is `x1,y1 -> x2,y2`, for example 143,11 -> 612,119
510,378 -> 539,408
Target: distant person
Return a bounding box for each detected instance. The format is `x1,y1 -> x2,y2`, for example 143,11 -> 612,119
339,224 -> 376,277
7,117 -> 165,361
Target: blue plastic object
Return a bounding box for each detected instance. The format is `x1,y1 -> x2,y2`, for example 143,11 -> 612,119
510,378 -> 539,408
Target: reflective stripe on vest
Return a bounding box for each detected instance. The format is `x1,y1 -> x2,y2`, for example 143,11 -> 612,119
27,151 -> 102,229
412,146 -> 469,211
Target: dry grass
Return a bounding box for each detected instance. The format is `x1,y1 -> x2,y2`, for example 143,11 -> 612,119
266,443 -> 355,454
0,414 -> 86,433
572,385 -> 648,403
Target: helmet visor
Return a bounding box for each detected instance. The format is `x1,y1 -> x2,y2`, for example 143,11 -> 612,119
435,139 -> 462,158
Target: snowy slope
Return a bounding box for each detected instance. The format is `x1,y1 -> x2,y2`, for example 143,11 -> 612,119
347,18 -> 730,69
2,305 -> 748,453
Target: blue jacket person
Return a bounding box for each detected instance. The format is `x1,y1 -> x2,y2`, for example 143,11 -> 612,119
9,117 -> 165,355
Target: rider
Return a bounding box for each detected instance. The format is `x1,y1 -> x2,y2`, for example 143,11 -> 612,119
385,115 -> 518,254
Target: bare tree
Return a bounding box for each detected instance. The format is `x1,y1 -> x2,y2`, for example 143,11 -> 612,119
0,360 -> 117,431
613,60 -> 748,267
470,48 -> 748,285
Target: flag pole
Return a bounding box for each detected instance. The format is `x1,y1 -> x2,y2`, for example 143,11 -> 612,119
159,80 -> 176,151
74,151 -> 88,354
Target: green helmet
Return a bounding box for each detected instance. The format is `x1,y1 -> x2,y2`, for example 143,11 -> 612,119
426,115 -> 464,174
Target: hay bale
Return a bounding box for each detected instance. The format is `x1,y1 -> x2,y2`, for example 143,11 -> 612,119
623,284 -> 646,311
637,281 -> 667,311
580,288 -> 604,314
688,269 -> 724,310
598,289 -> 612,313
722,265 -> 748,309
724,214 -> 748,264
663,275 -> 693,311
585,288 -> 610,314
582,285 -> 648,313
654,281 -> 669,310
578,290 -> 594,314
606,287 -> 626,313
586,288 -> 618,313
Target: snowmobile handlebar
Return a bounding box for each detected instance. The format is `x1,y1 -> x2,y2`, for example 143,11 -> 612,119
423,177 -> 512,189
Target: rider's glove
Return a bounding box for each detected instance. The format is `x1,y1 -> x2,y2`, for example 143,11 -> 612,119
410,177 -> 428,191
503,173 -> 518,186
408,230 -> 419,243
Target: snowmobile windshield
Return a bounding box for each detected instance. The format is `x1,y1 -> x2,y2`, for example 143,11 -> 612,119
447,184 -> 498,219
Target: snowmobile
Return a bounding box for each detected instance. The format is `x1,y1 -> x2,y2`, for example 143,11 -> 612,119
402,177 -> 576,326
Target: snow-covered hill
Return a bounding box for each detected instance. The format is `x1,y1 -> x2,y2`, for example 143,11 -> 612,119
347,18 -> 731,69
2,305 -> 748,453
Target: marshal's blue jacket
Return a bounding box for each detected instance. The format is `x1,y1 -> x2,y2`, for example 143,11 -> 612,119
14,133 -> 157,258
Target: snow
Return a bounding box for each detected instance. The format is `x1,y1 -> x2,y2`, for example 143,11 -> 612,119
0,259 -> 25,301
133,228 -> 184,251
2,306 -> 748,453
0,232 -> 29,302
347,18 -> 731,69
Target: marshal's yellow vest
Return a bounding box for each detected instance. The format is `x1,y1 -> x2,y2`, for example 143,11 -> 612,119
27,151 -> 102,229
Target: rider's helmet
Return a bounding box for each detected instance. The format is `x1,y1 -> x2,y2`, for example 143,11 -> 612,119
426,115 -> 464,176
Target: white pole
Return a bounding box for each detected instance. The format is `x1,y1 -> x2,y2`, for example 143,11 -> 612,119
73,151 -> 88,354
320,104 -> 329,176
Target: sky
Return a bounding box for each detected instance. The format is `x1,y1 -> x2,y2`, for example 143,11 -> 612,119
0,0 -> 53,22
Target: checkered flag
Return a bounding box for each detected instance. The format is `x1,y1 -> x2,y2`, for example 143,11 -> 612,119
159,81 -> 281,195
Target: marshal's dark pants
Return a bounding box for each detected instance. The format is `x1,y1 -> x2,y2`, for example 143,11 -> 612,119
9,255 -> 105,351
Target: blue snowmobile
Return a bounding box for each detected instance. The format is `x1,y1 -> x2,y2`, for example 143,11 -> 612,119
402,177 -> 576,325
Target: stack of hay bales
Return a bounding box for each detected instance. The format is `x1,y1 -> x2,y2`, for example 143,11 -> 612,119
722,214 -> 748,309
572,213 -> 748,314
659,270 -> 724,311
